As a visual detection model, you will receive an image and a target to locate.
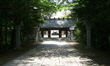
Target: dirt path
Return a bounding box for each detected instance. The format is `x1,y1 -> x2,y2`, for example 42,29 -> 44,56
2,41 -> 99,66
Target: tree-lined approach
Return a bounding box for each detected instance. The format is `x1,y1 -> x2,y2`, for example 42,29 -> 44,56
0,0 -> 110,51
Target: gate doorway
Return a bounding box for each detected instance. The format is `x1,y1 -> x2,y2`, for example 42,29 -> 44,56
44,31 -> 48,38
61,30 -> 66,38
51,30 -> 59,38
40,27 -> 69,38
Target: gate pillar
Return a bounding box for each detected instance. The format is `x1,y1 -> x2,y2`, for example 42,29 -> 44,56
48,30 -> 51,38
59,29 -> 61,38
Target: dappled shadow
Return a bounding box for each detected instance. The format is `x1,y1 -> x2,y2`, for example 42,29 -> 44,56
3,41 -> 99,66
43,37 -> 67,41
69,42 -> 110,66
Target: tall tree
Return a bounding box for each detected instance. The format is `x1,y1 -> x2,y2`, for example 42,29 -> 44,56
72,0 -> 110,49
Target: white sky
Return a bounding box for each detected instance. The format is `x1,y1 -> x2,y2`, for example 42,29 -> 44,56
51,9 -> 71,18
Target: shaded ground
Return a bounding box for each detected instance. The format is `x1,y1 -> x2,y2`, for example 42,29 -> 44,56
0,42 -> 40,66
68,42 -> 110,66
1,40 -> 110,66
2,41 -> 99,66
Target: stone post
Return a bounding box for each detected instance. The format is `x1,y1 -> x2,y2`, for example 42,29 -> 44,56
70,30 -> 74,41
86,25 -> 91,47
69,26 -> 74,41
39,31 -> 42,41
36,28 -> 39,42
16,25 -> 20,48
83,21 -> 91,47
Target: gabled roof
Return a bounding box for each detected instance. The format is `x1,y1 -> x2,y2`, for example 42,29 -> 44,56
41,19 -> 74,28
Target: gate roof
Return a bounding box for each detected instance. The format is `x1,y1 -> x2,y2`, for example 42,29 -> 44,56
41,18 -> 74,28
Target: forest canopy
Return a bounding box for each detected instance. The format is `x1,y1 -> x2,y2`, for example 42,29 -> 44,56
0,0 -> 110,51
72,0 -> 110,49
0,0 -> 69,51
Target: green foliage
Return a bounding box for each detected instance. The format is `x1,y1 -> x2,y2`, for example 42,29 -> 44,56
0,0 -> 69,51
74,20 -> 86,45
40,0 -> 68,18
72,0 -> 110,49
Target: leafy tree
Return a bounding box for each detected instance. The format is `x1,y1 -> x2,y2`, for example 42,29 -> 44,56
0,0 -> 68,51
72,0 -> 110,49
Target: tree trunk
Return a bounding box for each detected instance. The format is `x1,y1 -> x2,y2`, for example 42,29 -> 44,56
0,21 -> 3,51
102,29 -> 109,50
5,19 -> 8,46
99,26 -> 109,50
10,28 -> 16,49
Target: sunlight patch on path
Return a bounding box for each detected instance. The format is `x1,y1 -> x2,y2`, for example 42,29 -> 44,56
3,41 -> 99,66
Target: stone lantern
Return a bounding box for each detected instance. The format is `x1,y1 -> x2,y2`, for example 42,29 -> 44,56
69,26 -> 75,41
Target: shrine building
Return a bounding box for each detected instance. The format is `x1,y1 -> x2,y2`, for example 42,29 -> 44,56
40,18 -> 74,39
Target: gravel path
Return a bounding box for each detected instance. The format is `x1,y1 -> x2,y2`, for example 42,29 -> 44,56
2,41 -> 99,66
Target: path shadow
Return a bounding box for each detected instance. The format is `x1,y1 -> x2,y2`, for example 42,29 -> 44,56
70,42 -> 110,66
43,38 -> 67,41
3,41 -> 105,66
